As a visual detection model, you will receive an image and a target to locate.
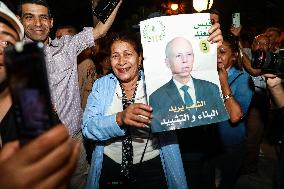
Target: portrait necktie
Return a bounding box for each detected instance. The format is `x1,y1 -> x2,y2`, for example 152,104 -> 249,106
181,85 -> 193,106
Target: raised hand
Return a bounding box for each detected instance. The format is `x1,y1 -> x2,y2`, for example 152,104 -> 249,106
208,23 -> 223,47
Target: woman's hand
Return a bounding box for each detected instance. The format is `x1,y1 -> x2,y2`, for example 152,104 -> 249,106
116,103 -> 153,128
263,73 -> 282,88
218,63 -> 228,84
263,73 -> 284,108
218,63 -> 243,123
230,25 -> 242,37
208,23 -> 223,47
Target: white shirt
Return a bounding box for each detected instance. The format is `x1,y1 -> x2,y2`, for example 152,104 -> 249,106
173,78 -> 196,103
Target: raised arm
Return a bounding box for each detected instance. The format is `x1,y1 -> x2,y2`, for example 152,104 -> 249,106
238,40 -> 262,76
218,65 -> 243,123
241,50 -> 262,76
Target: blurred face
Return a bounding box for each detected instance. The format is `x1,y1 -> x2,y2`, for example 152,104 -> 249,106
101,57 -> 111,73
55,27 -> 76,39
217,41 -> 236,71
252,35 -> 270,51
0,23 -> 19,86
266,30 -> 280,49
19,3 -> 53,45
166,37 -> 194,83
110,40 -> 142,84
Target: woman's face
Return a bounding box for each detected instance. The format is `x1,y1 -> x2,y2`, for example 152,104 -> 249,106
217,41 -> 236,71
110,40 -> 142,83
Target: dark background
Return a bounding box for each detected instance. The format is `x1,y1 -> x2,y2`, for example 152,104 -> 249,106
4,0 -> 284,37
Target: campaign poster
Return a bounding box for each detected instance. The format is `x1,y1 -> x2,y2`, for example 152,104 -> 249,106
140,13 -> 229,133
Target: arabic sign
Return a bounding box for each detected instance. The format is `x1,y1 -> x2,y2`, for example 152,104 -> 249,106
140,13 -> 229,133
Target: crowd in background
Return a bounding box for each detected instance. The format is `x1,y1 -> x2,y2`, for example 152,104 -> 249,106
0,0 -> 283,189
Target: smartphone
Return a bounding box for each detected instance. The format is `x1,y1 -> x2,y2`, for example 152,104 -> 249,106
232,13 -> 240,27
4,42 -> 61,145
92,0 -> 119,23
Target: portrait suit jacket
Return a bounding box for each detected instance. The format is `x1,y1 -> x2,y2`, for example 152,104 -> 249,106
149,77 -> 229,133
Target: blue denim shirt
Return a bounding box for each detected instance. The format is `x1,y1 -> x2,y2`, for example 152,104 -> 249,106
216,67 -> 254,146
82,72 -> 188,189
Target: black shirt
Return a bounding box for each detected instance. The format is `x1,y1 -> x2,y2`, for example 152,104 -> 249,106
0,105 -> 18,145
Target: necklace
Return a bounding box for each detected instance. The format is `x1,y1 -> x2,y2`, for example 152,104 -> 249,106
115,92 -> 145,101
118,74 -> 141,102
120,81 -> 137,92
123,86 -> 137,92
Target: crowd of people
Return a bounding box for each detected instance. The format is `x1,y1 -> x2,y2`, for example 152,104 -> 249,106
0,0 -> 283,189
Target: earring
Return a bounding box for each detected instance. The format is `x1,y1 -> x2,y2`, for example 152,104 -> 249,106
138,64 -> 143,70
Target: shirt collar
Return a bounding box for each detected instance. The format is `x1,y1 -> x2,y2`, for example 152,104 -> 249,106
23,36 -> 53,46
173,77 -> 194,90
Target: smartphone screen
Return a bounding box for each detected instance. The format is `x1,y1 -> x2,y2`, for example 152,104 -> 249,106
232,13 -> 240,27
4,42 -> 61,145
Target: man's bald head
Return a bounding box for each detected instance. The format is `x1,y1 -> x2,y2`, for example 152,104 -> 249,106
165,37 -> 195,84
165,37 -> 194,58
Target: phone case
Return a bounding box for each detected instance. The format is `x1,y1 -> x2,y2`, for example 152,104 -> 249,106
232,13 -> 240,27
92,0 -> 119,23
4,42 -> 61,145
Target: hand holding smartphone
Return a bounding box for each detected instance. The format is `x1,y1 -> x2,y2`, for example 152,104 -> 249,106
4,42 -> 61,145
92,0 -> 120,23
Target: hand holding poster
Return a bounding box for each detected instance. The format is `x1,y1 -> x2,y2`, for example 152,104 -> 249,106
140,13 -> 229,133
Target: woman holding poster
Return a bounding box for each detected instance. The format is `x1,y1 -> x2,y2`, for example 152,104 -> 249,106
82,23 -> 223,189
212,33 -> 254,189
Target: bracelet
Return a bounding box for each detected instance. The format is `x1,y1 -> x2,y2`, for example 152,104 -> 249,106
223,93 -> 233,102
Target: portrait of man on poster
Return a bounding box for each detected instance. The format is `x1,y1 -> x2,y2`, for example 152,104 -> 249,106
149,36 -> 228,132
